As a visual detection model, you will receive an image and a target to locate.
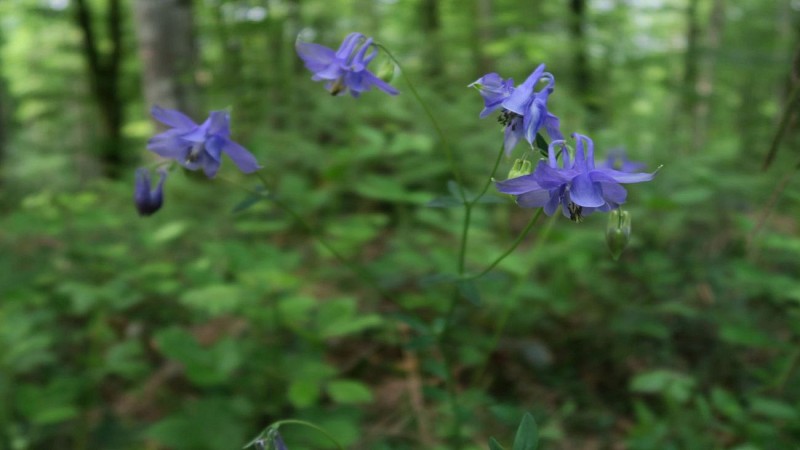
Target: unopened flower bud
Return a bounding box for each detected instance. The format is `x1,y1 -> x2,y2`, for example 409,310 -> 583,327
507,159 -> 533,179
606,209 -> 631,260
376,61 -> 396,83
134,168 -> 167,216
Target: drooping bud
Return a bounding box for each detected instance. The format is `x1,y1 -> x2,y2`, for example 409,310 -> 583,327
134,168 -> 167,216
507,158 -> 533,179
606,209 -> 631,260
376,60 -> 396,83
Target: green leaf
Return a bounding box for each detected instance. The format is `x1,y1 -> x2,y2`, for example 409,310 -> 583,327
489,437 -> 506,450
457,279 -> 481,306
154,328 -> 241,387
327,379 -> 374,404
447,180 -> 465,200
512,413 -> 539,450
232,186 -> 268,213
288,379 -> 320,408
711,387 -> 744,422
630,369 -> 695,403
353,175 -> 432,204
750,397 -> 798,421
146,398 -> 247,450
535,133 -> 549,155
179,284 -> 245,316
418,272 -> 458,288
427,195 -> 463,208
150,221 -> 188,244
316,297 -> 383,338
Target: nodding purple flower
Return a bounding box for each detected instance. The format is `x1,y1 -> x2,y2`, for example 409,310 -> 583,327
296,32 -> 399,97
273,433 -> 289,450
496,134 -> 655,222
470,64 -> 563,155
146,106 -> 261,178
252,432 -> 288,450
134,168 -> 166,216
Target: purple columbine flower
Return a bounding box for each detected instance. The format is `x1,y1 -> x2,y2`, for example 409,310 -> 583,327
273,434 -> 289,450
496,134 -> 655,222
134,168 -> 166,216
146,106 -> 261,178
470,64 -> 563,155
296,32 -> 399,97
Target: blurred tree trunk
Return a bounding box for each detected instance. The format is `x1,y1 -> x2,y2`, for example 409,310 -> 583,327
419,0 -> 443,80
469,0 -> 493,78
691,0 -> 725,149
283,0 -> 303,130
133,0 -> 199,117
0,30 -> 7,186
73,0 -> 125,178
569,0 -> 598,118
677,0 -> 700,151
266,5 -> 288,129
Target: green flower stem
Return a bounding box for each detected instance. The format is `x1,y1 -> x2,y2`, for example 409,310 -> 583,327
441,145 -> 505,449
376,43 -> 467,202
466,208 -> 544,281
245,419 -> 346,450
457,145 -> 505,276
470,212 -> 557,389
472,144 -> 506,203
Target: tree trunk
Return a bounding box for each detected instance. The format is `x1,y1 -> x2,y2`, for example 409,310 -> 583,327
0,30 -> 7,186
569,0 -> 597,117
680,0 -> 700,151
469,0 -> 493,78
691,0 -> 725,149
132,0 -> 199,117
73,0 -> 125,178
419,0 -> 443,80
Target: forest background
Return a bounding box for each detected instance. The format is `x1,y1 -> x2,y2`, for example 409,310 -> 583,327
1,0 -> 800,449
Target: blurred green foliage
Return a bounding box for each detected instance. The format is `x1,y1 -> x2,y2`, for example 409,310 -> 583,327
2,0 -> 800,449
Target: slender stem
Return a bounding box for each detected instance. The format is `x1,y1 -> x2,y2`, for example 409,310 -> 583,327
473,144 -> 506,202
245,419 -> 346,450
376,43 -> 466,201
457,145 -> 505,279
470,212 -> 557,388
467,208 -> 544,280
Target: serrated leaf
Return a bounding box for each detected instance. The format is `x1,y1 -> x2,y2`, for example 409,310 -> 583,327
512,413 -> 539,450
